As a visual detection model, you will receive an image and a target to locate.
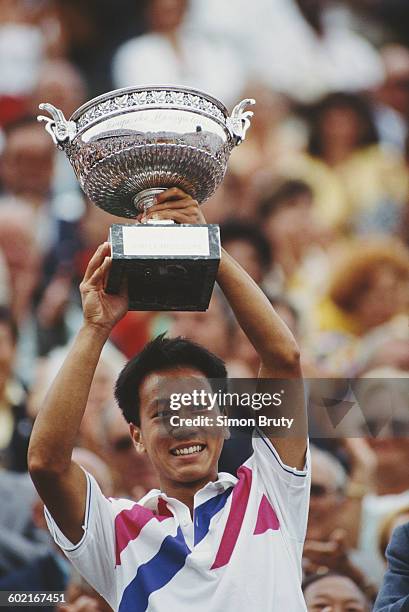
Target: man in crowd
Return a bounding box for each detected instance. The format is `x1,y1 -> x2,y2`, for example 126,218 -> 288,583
375,520 -> 409,610
28,189 -> 309,611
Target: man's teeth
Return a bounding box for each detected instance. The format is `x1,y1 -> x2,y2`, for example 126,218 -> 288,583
173,445 -> 204,456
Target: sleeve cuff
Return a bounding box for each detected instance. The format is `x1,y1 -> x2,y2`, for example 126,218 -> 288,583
253,426 -> 310,483
44,471 -> 92,554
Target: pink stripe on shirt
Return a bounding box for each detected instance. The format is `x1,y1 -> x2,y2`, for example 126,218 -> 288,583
115,499 -> 173,565
211,466 -> 252,570
254,494 -> 280,534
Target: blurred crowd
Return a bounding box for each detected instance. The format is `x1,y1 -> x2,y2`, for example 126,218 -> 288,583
0,0 -> 409,609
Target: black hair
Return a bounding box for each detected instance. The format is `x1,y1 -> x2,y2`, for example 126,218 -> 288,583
0,306 -> 18,343
302,571 -> 371,604
220,220 -> 272,270
115,334 -> 227,426
307,91 -> 378,157
258,179 -> 313,220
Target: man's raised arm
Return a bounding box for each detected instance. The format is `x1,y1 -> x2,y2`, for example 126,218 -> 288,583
28,243 -> 128,544
142,189 -> 307,470
216,248 -> 307,469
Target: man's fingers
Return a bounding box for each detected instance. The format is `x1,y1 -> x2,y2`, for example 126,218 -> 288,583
83,243 -> 110,282
87,256 -> 112,288
154,187 -> 191,203
145,198 -> 196,213
136,197 -> 197,222
143,210 -> 191,224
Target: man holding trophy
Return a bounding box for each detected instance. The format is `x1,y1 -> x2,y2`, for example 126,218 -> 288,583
28,86 -> 310,611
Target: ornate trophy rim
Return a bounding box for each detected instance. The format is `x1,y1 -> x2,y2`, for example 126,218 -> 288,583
71,85 -> 229,120
69,85 -> 231,137
37,88 -> 255,217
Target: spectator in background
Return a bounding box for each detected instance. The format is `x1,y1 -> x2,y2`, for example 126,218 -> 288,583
0,202 -> 41,325
304,443 -> 378,590
400,134 -> 409,248
30,59 -> 86,121
354,0 -> 409,48
337,371 -> 409,584
374,521 -> 409,611
0,118 -> 80,302
111,0 -> 246,106
169,291 -> 232,362
0,119 -> 54,212
259,180 -> 319,284
303,572 -> 372,611
307,442 -> 376,547
0,448 -> 114,606
0,201 -> 77,381
29,58 -> 87,204
378,505 -> 409,563
0,0 -> 45,125
201,171 -> 245,226
58,572 -> 113,612
219,220 -> 271,286
373,44 -> 409,153
315,238 -> 409,374
188,0 -> 384,103
0,0 -> 69,126
0,113 -> 79,290
286,92 -> 408,234
359,435 -> 409,577
257,179 -> 330,323
54,0 -> 148,96
227,83 -> 305,211
275,0 -> 383,101
0,467 -> 48,579
27,343 -> 124,457
0,307 -> 32,472
358,338 -> 409,375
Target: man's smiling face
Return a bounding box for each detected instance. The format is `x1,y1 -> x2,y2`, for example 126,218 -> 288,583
130,367 -> 225,491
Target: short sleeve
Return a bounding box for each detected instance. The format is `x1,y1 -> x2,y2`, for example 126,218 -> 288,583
44,471 -> 117,608
246,429 -> 311,544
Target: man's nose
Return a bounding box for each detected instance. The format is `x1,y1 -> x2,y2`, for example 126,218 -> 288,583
170,424 -> 200,440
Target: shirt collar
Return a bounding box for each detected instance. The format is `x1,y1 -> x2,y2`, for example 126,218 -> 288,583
138,471 -> 238,512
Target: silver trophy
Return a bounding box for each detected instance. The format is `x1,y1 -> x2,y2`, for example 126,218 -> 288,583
38,86 -> 254,310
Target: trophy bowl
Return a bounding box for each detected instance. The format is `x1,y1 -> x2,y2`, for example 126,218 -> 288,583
38,86 -> 255,218
38,86 -> 255,311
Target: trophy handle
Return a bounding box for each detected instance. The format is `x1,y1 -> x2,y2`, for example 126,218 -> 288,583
37,103 -> 77,150
226,98 -> 256,146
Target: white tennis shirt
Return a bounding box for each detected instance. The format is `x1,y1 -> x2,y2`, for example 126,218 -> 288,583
45,434 -> 310,611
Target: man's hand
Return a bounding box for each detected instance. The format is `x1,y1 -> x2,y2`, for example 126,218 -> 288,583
80,242 -> 128,331
29,244 -> 128,546
136,188 -> 206,224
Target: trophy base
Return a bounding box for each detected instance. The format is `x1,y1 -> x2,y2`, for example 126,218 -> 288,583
106,223 -> 220,311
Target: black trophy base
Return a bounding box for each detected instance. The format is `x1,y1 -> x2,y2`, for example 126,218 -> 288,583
105,223 -> 220,311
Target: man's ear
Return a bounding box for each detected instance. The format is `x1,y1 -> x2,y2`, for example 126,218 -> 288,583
130,423 -> 146,453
